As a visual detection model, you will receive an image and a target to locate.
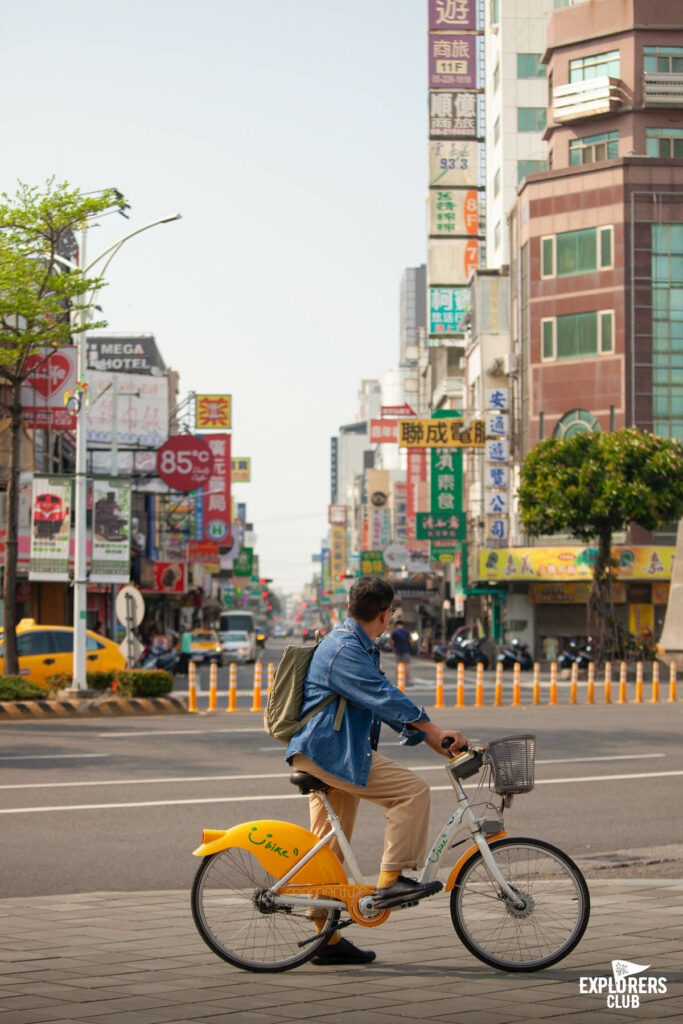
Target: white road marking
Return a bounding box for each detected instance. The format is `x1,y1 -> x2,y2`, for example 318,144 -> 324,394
0,753 -> 665,791
0,769 -> 681,813
96,727 -> 268,738
0,753 -> 110,761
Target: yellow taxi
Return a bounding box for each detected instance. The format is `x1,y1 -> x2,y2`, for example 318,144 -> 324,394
0,619 -> 125,688
187,629 -> 223,666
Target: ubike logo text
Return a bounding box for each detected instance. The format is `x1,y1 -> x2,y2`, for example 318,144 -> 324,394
247,826 -> 298,859
579,960 -> 667,1009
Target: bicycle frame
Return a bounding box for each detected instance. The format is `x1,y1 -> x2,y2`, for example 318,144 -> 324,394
266,762 -> 522,917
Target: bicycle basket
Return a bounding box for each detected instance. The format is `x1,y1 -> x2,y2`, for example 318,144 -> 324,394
486,734 -> 535,794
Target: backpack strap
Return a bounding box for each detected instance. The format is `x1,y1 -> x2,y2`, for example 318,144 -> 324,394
299,625 -> 352,732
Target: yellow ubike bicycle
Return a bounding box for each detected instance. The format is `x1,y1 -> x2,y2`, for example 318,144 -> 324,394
191,734 -> 590,973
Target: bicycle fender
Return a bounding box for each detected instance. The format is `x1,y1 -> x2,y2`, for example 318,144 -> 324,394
444,831 -> 507,892
192,819 -> 348,885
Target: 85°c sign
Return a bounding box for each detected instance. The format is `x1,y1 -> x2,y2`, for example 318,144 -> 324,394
156,435 -> 214,492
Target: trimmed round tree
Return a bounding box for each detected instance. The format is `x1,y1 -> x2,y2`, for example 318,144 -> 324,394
518,428 -> 683,661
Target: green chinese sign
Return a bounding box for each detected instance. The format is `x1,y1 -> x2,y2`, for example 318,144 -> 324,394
233,546 -> 253,577
417,512 -> 466,541
360,549 -> 384,575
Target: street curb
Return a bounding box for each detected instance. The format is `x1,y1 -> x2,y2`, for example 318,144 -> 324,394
0,696 -> 188,719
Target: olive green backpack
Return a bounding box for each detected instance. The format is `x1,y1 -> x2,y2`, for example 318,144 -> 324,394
263,630 -> 347,744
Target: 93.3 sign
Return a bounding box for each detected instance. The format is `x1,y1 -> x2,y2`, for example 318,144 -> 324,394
156,435 -> 214,492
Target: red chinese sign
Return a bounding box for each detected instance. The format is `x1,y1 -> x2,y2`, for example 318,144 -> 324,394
194,433 -> 232,546
141,561 -> 187,593
187,540 -> 220,564
370,419 -> 398,444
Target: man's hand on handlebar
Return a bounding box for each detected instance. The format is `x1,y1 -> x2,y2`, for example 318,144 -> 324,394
410,720 -> 471,757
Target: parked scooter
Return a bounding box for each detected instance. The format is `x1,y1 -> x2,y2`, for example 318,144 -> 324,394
136,643 -> 180,675
558,638 -> 594,672
496,638 -> 533,670
446,635 -> 489,669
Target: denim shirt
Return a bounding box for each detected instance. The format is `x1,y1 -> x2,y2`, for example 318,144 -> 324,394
285,617 -> 431,786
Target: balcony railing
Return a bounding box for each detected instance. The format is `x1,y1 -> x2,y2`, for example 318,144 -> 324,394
553,76 -> 624,122
643,72 -> 683,106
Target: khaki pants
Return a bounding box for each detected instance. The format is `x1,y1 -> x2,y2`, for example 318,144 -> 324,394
291,750 -> 430,873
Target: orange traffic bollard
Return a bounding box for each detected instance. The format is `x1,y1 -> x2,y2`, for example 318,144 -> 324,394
570,661 -> 578,705
618,661 -> 628,704
435,662 -> 444,709
587,661 -> 595,704
494,661 -> 503,707
208,661 -> 218,712
397,662 -> 406,693
227,662 -> 237,712
549,661 -> 557,706
512,662 -> 521,707
251,662 -> 262,711
669,661 -> 677,702
650,660 -> 659,703
475,662 -> 484,708
188,662 -> 198,712
532,663 -> 540,705
603,661 -> 611,704
267,662 -> 275,699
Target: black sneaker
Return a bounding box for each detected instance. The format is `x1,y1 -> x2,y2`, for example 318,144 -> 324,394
311,936 -> 376,965
373,875 -> 443,909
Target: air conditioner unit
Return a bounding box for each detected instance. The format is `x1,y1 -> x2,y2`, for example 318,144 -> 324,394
502,352 -> 518,375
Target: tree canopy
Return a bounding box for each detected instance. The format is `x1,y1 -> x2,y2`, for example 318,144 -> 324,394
518,427 -> 683,659
518,428 -> 683,540
0,179 -> 126,387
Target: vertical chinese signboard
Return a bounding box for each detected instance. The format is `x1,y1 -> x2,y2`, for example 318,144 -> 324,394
427,0 -> 483,344
194,434 -> 232,546
29,477 -> 72,581
330,525 -> 347,580
484,388 -> 510,544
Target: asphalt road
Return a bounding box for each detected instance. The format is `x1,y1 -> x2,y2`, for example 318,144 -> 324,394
1,641 -> 681,898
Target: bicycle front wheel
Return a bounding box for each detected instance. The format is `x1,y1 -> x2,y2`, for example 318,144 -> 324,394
451,837 -> 590,972
192,848 -> 340,972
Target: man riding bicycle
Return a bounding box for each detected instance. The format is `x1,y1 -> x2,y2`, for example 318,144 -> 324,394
287,576 -> 470,965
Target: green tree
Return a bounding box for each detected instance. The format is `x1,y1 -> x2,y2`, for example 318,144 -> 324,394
0,180 -> 126,673
518,428 -> 683,661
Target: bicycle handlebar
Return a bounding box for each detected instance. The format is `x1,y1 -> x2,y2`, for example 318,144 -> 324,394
441,737 -> 470,752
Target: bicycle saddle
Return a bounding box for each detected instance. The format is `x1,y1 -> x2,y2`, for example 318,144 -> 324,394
290,771 -> 331,794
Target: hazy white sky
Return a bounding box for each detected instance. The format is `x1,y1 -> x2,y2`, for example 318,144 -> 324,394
3,0 -> 427,591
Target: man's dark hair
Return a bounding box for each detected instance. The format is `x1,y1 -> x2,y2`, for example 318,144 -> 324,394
348,576 -> 394,622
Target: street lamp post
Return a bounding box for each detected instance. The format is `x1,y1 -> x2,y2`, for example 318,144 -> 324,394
66,213 -> 181,692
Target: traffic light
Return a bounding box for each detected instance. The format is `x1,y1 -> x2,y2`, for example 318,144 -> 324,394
261,590 -> 269,599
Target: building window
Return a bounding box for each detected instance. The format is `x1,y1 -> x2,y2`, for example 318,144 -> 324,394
541,226 -> 613,278
541,236 -> 554,277
494,116 -> 500,144
541,310 -> 615,361
518,159 -> 547,183
646,128 -> 683,158
490,0 -> 499,24
553,409 -> 601,438
493,61 -> 500,93
652,223 -> 683,441
493,168 -> 501,196
517,53 -> 545,78
569,131 -> 619,165
517,107 -> 547,132
494,220 -> 501,250
644,46 -> 683,74
569,50 -> 620,82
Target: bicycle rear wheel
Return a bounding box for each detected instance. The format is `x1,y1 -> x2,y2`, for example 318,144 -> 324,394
192,848 -> 341,972
450,837 -> 589,972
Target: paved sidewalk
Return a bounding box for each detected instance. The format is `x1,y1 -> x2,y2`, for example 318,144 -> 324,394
0,880 -> 680,1024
